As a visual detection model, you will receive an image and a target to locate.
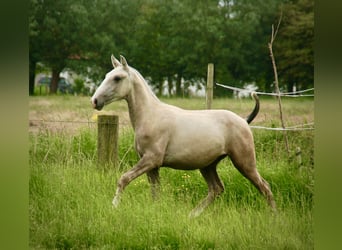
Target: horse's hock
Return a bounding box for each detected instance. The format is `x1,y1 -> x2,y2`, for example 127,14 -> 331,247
97,113 -> 119,168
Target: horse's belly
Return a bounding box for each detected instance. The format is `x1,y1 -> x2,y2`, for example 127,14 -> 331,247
160,112 -> 234,169
163,158 -> 217,170
162,138 -> 226,170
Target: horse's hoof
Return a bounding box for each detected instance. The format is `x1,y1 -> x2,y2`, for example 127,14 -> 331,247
188,210 -> 201,219
112,197 -> 120,208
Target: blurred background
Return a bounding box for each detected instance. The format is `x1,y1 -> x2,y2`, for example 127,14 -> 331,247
29,0 -> 313,97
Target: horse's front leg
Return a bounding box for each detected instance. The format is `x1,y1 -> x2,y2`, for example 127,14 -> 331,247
112,154 -> 160,208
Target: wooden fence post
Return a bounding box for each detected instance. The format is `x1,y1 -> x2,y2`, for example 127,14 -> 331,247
97,113 -> 119,169
206,63 -> 214,109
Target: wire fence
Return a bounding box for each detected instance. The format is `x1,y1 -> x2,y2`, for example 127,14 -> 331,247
29,118 -> 314,133
29,83 -> 314,133
29,119 -> 132,126
250,123 -> 314,131
29,118 -> 133,136
215,83 -> 314,131
216,83 -> 314,97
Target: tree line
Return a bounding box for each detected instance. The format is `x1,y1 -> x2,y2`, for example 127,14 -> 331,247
29,0 -> 313,96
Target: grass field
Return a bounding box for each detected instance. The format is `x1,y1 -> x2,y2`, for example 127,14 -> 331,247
29,95 -> 314,249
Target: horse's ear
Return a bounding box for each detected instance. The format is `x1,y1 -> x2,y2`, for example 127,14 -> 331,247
120,55 -> 128,70
111,54 -> 121,68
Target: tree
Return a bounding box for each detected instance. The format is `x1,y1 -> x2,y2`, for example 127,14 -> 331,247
274,0 -> 314,91
30,0 -> 298,97
132,0 -> 235,96
29,0 -> 96,94
217,0 -> 286,93
29,0 -> 42,95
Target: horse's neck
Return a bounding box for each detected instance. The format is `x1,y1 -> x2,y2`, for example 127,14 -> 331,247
126,70 -> 161,130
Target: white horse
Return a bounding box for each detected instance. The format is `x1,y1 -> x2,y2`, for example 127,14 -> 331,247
91,55 -> 276,217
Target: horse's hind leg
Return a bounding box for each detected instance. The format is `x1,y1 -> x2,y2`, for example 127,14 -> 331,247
146,167 -> 160,200
230,151 -> 276,210
189,164 -> 224,218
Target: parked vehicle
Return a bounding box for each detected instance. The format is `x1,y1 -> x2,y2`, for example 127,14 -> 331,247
37,76 -> 74,94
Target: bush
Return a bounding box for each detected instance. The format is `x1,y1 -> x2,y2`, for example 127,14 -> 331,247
74,78 -> 85,95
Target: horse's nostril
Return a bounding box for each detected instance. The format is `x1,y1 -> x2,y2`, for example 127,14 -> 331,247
91,98 -> 98,109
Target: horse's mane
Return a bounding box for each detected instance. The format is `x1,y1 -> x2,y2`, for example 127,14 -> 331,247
130,67 -> 160,103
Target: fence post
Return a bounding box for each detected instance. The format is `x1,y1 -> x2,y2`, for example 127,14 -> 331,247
97,113 -> 119,169
206,63 -> 214,109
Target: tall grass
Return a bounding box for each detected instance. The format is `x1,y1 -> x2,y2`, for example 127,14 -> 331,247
29,97 -> 314,249
29,132 -> 313,249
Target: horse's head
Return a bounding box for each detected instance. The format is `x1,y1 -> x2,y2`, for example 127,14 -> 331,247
91,55 -> 132,110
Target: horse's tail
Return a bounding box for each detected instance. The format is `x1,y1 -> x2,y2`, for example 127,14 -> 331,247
246,92 -> 259,124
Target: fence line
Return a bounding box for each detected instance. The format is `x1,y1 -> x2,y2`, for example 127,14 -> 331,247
214,83 -> 314,131
30,119 -> 96,124
30,76 -> 315,133
215,83 -> 314,97
250,122 -> 314,131
29,119 -> 314,132
29,119 -> 131,126
250,125 -> 314,131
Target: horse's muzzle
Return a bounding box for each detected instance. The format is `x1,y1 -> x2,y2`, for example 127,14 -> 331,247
91,98 -> 104,110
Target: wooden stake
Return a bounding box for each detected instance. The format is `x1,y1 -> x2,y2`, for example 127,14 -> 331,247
206,63 -> 214,109
97,113 -> 119,169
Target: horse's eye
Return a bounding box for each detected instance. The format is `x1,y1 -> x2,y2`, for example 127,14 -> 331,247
114,76 -> 121,82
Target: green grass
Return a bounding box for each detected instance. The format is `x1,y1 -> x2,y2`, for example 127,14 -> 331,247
29,96 -> 314,249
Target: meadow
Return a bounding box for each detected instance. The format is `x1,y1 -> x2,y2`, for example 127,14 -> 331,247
29,95 -> 314,249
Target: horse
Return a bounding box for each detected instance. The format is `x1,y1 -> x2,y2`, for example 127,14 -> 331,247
91,55 -> 276,217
